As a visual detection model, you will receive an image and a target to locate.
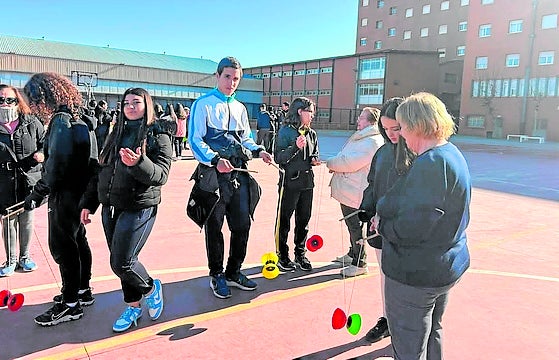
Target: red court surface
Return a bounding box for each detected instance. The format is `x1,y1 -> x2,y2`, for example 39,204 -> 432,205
1,137 -> 558,360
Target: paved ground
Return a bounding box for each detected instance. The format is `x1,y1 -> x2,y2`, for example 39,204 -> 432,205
0,133 -> 558,360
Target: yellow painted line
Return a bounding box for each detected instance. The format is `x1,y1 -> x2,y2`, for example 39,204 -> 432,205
18,264 -> 559,359
36,274 -> 371,360
468,268 -> 559,282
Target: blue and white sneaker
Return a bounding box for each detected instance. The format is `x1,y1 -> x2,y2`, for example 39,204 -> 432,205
18,257 -> 38,272
0,261 -> 16,277
210,273 -> 231,299
145,279 -> 163,320
113,306 -> 142,332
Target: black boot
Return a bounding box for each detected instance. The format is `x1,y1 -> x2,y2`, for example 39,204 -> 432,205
365,316 -> 390,343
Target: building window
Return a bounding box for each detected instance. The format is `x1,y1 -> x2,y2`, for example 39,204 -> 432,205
405,8 -> 413,17
389,6 -> 397,15
318,89 -> 332,95
283,71 -> 292,77
481,0 -> 494,4
479,24 -> 492,37
262,73 -> 270,78
538,51 -> 555,65
467,116 -> 485,128
547,77 -> 557,96
320,67 -> 333,73
362,0 -> 369,6
542,14 -> 558,29
441,1 -> 450,11
509,20 -> 523,33
294,70 -> 305,76
457,46 -> 465,56
377,0 -> 384,8
502,79 -> 510,97
476,56 -> 488,69
358,83 -> 384,104
459,21 -> 467,31
422,5 -> 431,14
374,40 -> 382,49
461,0 -> 469,5
376,20 -> 383,29
388,28 -> 396,37
444,73 -> 457,84
420,27 -> 429,37
439,25 -> 448,34
506,54 -> 520,67
510,79 -> 518,96
272,72 -> 281,78
472,81 -> 479,97
403,30 -> 412,40
361,18 -> 368,27
359,57 -> 386,79
360,37 -> 367,46
438,48 -> 446,58
306,68 -> 319,75
253,74 -> 262,79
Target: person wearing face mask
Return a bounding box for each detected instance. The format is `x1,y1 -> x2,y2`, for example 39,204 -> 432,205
80,87 -> 173,332
0,84 -> 45,277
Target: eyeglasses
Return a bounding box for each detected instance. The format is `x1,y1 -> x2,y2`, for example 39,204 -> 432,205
0,97 -> 18,105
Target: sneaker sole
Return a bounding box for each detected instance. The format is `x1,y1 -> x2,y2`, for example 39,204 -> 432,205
34,313 -> 83,326
295,263 -> 313,272
113,314 -> 142,332
226,280 -> 257,291
276,264 -> 296,272
365,331 -> 390,343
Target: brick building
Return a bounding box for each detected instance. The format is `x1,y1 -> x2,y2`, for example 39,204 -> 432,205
459,0 -> 559,141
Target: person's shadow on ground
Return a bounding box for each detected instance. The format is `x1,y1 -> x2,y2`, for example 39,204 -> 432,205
1,263 -> 347,359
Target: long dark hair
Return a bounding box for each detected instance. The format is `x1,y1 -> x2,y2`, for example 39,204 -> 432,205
379,97 -> 415,175
285,96 -> 314,126
99,87 -> 154,165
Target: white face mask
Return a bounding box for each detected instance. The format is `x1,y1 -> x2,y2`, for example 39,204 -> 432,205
0,107 -> 18,124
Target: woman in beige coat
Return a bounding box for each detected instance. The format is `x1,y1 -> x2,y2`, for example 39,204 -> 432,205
327,107 -> 384,276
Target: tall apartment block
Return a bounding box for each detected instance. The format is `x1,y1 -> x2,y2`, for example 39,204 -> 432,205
460,0 -> 558,141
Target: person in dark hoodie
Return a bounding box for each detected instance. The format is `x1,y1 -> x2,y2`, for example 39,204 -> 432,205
359,97 -> 415,344
80,87 -> 172,332
23,72 -> 98,326
0,84 -> 45,277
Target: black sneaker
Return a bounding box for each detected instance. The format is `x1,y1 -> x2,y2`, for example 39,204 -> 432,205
53,288 -> 95,306
295,256 -> 312,271
226,272 -> 257,291
34,302 -> 83,326
210,273 -> 231,299
277,257 -> 296,272
365,317 -> 390,343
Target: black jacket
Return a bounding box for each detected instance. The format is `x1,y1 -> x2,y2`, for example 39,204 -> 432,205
0,114 -> 45,210
81,120 -> 173,212
274,124 -> 319,189
32,108 -> 98,199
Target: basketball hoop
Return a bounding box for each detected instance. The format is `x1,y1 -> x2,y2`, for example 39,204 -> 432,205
71,71 -> 98,104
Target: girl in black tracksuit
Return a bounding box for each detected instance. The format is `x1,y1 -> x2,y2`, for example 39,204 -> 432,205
273,97 -> 320,272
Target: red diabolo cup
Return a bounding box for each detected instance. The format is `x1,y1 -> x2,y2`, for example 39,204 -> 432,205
306,235 -> 323,252
331,307 -> 347,330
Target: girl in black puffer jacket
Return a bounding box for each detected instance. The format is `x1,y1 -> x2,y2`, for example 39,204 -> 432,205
80,87 -> 173,333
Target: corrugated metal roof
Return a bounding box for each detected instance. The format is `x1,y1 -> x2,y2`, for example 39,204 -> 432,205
0,34 -> 218,74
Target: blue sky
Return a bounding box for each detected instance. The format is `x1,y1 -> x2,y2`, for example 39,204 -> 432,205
6,0 -> 358,68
